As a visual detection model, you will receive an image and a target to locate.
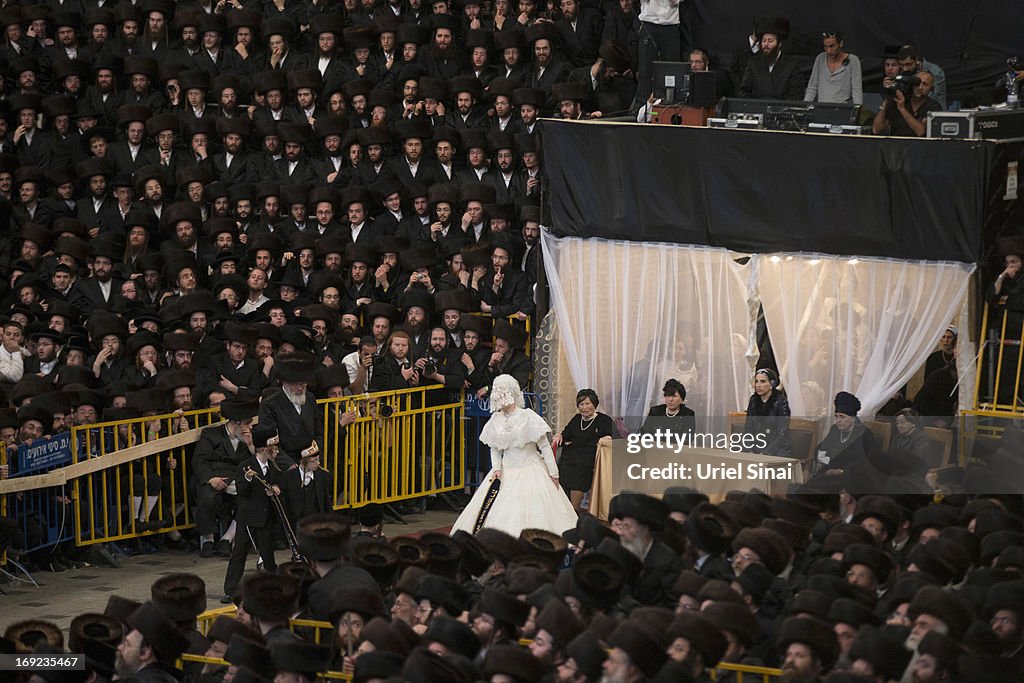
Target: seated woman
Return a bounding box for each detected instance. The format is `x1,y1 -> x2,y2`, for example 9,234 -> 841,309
552,389 -> 615,512
892,408 -> 937,467
640,379 -> 695,436
743,368 -> 791,456
809,391 -> 877,481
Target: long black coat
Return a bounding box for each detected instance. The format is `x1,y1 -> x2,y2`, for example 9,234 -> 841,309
193,425 -> 253,484
198,355 -> 267,400
235,456 -> 282,527
633,539 -> 683,607
280,466 -> 332,526
258,389 -> 323,462
307,565 -> 382,622
738,53 -> 806,100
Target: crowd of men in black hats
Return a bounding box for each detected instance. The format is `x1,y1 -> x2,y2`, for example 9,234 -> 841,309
7,490 -> 1024,682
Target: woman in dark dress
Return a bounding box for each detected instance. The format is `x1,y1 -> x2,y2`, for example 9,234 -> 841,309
552,389 -> 615,511
640,379 -> 695,436
743,368 -> 792,456
807,391 -> 877,489
892,408 -> 936,466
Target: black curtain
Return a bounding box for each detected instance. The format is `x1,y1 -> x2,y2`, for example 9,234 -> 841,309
544,120 -> 990,263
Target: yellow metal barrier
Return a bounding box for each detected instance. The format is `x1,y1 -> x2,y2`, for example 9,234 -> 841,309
974,303 -> 1024,415
192,608 -> 780,682
71,408 -> 221,546
190,609 -> 349,680
319,386 -> 465,510
711,662 -> 783,682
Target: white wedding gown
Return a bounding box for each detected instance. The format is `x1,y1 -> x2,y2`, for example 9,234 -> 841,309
451,407 -> 579,538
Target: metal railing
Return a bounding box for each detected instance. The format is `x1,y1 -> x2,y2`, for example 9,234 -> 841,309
319,386 -> 465,510
974,303 -> 1024,415
71,409 -> 221,546
190,606 -> 782,683
711,663 -> 783,682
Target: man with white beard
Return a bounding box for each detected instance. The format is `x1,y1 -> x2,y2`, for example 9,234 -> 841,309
898,586 -> 973,683
257,351 -> 324,471
612,493 -> 682,607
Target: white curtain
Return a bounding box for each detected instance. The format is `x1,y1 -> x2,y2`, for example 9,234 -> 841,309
541,233 -> 753,430
757,254 -> 975,418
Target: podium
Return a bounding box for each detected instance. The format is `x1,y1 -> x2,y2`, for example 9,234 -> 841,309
651,104 -> 716,126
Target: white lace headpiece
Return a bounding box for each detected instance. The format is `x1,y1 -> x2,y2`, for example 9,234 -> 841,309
489,374 -> 525,412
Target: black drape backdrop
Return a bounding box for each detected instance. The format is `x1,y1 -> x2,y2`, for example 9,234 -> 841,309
689,0 -> 1024,100
543,120 -> 990,263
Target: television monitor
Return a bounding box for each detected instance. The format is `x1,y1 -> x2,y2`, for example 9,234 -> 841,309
653,61 -> 692,104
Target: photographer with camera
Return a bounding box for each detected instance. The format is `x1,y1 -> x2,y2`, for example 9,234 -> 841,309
895,44 -> 946,109
872,69 -> 938,137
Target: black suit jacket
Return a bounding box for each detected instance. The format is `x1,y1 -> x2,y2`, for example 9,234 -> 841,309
108,141 -> 159,178
258,389 -> 323,461
198,355 -> 267,400
738,53 -> 806,100
235,456 -> 282,527
633,539 -> 683,607
557,10 -> 604,68
73,276 -> 123,315
478,268 -> 534,317
211,150 -> 257,185
193,424 -> 253,484
280,466 -> 331,525
307,565 -> 381,622
479,348 -> 531,392
272,157 -> 318,187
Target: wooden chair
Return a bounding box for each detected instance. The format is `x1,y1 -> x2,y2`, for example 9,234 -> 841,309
864,420 -> 892,452
923,426 -> 955,467
789,418 -> 820,477
727,412 -> 746,437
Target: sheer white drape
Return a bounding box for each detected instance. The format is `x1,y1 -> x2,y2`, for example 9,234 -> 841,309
757,254 -> 975,418
541,233 -> 754,430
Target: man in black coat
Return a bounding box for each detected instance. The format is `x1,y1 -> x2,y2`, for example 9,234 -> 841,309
196,322 -> 268,401
192,396 -> 259,559
223,426 -> 282,600
296,512 -> 380,622
556,0 -> 604,68
210,117 -> 257,185
72,238 -> 124,315
477,318 -> 531,398
258,352 -> 323,468
738,17 -> 805,101
476,234 -> 534,318
614,494 -> 683,607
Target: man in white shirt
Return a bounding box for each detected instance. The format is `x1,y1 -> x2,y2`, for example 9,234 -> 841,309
633,0 -> 682,109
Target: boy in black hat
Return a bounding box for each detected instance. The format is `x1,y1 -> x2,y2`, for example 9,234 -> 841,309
223,425 -> 283,602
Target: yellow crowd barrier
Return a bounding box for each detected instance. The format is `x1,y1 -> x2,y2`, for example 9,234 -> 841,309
711,662 -> 784,682
975,303 -> 1024,415
319,386 -> 465,510
71,408 -> 220,546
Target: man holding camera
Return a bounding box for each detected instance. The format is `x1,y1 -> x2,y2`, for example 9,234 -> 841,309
872,69 -> 938,137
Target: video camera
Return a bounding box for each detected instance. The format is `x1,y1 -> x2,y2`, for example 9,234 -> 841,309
884,73 -> 920,99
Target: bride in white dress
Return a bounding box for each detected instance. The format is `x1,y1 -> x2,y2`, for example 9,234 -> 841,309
451,375 -> 579,538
